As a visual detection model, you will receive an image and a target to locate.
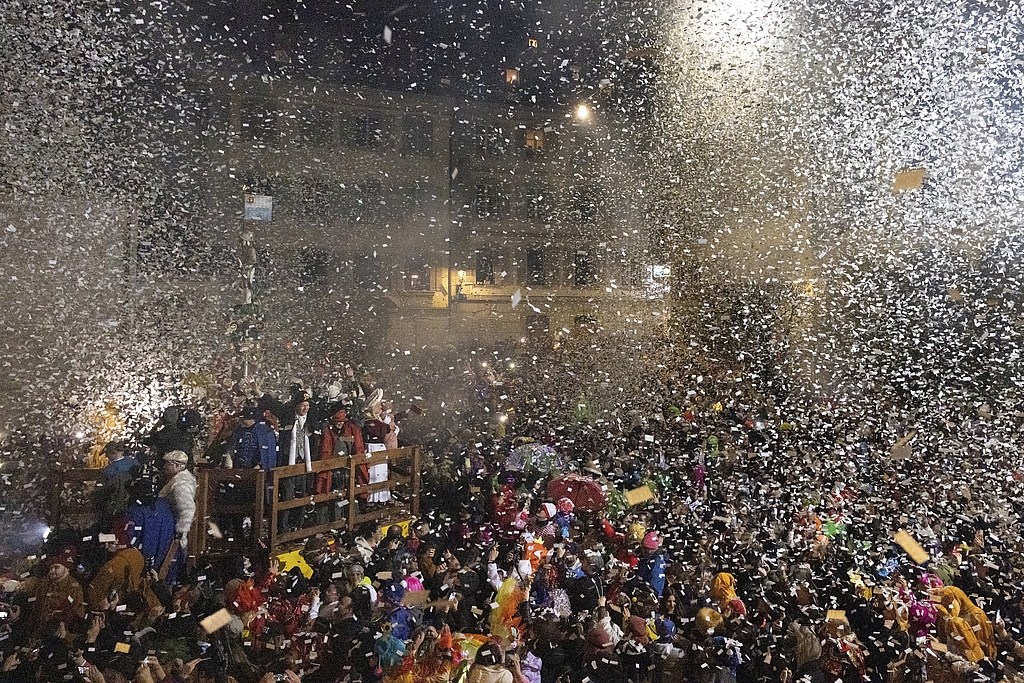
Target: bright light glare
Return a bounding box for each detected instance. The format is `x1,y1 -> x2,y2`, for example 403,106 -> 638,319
576,104 -> 589,119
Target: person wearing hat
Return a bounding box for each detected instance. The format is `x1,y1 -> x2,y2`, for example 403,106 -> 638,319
637,531 -> 667,598
318,405 -> 365,522
158,450 -> 197,548
28,547 -> 85,630
362,388 -> 392,505
651,617 -> 687,681
147,406 -> 194,466
258,387 -> 324,531
227,403 -> 277,470
616,614 -> 654,683
582,625 -> 623,682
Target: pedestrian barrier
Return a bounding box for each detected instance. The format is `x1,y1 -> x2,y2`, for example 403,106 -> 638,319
268,445 -> 421,550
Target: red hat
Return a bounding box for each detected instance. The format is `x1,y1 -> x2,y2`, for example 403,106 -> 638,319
628,616 -> 650,644
586,628 -> 613,650
556,498 -> 574,515
47,546 -> 76,569
643,531 -> 661,549
540,502 -> 557,519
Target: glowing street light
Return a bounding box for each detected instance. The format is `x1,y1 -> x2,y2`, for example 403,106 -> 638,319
576,104 -> 589,120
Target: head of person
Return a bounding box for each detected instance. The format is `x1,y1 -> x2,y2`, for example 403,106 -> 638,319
161,406 -> 181,427
302,536 -> 328,563
331,407 -> 349,427
103,441 -> 125,462
293,390 -> 312,417
46,549 -> 74,582
240,402 -> 263,427
474,641 -> 504,667
643,531 -> 661,555
383,524 -> 405,549
335,592 -> 354,619
162,450 -> 188,479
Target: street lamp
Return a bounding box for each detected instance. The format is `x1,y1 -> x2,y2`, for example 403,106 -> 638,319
576,104 -> 590,120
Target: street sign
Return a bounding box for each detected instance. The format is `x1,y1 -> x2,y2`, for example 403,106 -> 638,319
243,194 -> 273,221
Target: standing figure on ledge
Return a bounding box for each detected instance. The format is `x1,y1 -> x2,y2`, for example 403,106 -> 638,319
237,231 -> 257,304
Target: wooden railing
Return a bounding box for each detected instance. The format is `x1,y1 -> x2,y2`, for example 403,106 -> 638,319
192,468 -> 266,556
47,445 -> 420,555
268,445 -> 421,550
47,468 -> 103,529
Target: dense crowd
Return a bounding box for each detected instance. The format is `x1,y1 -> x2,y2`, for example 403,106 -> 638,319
2,337 -> 1024,683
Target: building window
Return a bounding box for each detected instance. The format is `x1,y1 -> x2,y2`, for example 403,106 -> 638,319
404,258 -> 431,291
522,187 -> 548,221
574,250 -> 595,287
402,178 -> 432,213
341,178 -> 385,223
293,107 -> 334,147
403,114 -> 433,156
476,249 -> 495,285
528,38 -> 539,48
505,68 -> 520,84
476,126 -> 506,155
573,185 -> 601,223
475,183 -> 500,219
352,112 -> 387,147
525,128 -> 544,151
526,248 -> 546,286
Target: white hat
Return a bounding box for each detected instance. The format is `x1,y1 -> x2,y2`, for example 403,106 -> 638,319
541,502 -> 557,519
163,450 -> 188,465
517,560 -> 534,577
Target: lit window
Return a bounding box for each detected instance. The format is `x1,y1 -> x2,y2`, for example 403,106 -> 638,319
506,68 -> 520,84
405,258 -> 430,291
525,128 -> 544,151
528,39 -> 538,48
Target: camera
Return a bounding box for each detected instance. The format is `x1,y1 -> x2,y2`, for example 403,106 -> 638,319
273,675 -> 288,682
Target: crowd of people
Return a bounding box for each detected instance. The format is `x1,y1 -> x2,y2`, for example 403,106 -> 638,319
2,335 -> 1024,683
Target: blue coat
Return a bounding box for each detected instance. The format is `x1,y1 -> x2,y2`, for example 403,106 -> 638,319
637,550 -> 667,598
230,422 -> 277,470
125,498 -> 177,568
